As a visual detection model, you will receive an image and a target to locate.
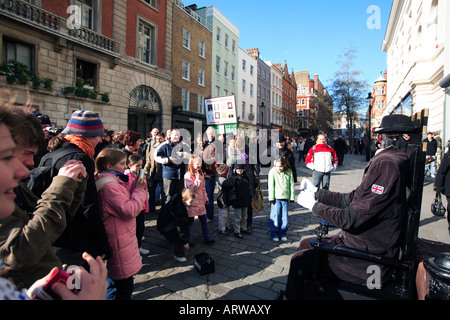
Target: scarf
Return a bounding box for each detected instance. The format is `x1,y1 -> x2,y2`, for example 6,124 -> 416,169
65,135 -> 95,159
101,170 -> 129,183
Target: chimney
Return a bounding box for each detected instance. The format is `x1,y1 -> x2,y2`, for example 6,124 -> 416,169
247,48 -> 259,59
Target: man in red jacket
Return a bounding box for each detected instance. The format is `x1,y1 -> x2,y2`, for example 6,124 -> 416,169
305,133 -> 338,190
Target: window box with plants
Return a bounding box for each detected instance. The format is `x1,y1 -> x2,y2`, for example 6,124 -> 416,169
63,77 -> 110,103
0,60 -> 53,90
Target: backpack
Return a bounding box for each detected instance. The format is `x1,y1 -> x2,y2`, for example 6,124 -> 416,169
27,149 -> 83,198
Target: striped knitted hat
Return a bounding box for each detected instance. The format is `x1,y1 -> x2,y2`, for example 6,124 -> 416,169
62,110 -> 104,137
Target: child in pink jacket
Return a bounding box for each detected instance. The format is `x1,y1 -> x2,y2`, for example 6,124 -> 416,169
184,155 -> 214,245
125,154 -> 150,256
95,148 -> 147,300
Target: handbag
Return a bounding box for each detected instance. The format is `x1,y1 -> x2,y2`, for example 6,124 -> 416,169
193,253 -> 215,275
251,182 -> 264,213
431,192 -> 446,217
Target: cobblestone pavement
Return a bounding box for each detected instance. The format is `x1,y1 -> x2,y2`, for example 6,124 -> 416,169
132,153 -> 449,300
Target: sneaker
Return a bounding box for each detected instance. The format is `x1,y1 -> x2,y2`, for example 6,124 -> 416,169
234,233 -> 242,239
280,237 -> 288,242
174,255 -> 187,263
139,247 -> 150,255
272,237 -> 279,242
431,174 -> 436,178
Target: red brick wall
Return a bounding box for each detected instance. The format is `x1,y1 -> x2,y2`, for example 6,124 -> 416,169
41,0 -> 70,18
126,0 -> 166,69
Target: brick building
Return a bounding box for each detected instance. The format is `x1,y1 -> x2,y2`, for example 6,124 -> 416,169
0,0 -> 173,139
171,0 -> 212,136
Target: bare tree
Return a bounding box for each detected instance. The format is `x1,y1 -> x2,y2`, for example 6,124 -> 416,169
329,47 -> 368,152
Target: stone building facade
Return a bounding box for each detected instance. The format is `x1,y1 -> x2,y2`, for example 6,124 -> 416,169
0,0 -> 173,139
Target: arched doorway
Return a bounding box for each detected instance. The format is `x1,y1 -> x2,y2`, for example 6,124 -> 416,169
128,85 -> 162,139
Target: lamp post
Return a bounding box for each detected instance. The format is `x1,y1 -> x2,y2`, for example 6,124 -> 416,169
366,92 -> 374,160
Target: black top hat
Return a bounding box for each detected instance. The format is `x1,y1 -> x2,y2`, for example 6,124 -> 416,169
374,114 -> 418,134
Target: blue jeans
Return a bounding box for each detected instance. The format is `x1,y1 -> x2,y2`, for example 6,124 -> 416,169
149,179 -> 165,211
205,177 -> 216,220
425,156 -> 436,176
270,200 -> 289,239
312,171 -> 331,190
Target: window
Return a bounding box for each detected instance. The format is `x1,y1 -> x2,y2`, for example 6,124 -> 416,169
76,58 -> 97,87
142,0 -> 157,9
198,68 -> 205,86
242,79 -> 246,93
231,66 -> 236,81
76,0 -> 94,30
216,86 -> 221,97
198,40 -> 205,58
182,88 -> 190,110
224,34 -> 229,48
198,94 -> 204,113
216,27 -> 221,43
215,56 -> 221,74
242,59 -> 246,71
224,61 -> 229,78
2,38 -> 33,71
242,101 -> 246,120
182,29 -> 191,49
250,65 -> 254,76
250,84 -> 254,97
138,21 -> 156,65
182,61 -> 190,80
232,40 -> 236,53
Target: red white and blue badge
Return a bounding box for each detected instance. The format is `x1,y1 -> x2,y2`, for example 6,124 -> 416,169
371,184 -> 385,195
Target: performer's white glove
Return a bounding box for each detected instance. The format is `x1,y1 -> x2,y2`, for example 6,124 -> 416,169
300,178 -> 318,194
297,189 -> 317,211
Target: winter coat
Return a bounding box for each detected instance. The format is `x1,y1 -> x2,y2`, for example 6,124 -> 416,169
423,138 -> 438,156
305,143 -> 338,173
44,142 -> 110,260
184,171 -> 208,218
156,194 -> 189,244
268,168 -> 295,202
155,139 -> 191,180
95,173 -> 146,280
144,143 -> 163,180
223,171 -> 251,208
311,146 -> 409,284
434,149 -> 450,197
0,176 -> 86,289
125,171 -> 149,213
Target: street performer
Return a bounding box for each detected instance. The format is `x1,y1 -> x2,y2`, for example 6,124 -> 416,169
284,114 -> 417,299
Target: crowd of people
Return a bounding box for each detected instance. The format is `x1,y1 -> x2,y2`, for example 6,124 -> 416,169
1,105 -> 449,301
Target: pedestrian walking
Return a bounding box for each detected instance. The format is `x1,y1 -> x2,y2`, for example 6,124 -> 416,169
433,139 -> 450,234
305,133 -> 338,190
333,135 -> 347,166
297,137 -> 305,162
268,157 -> 295,242
216,163 -> 231,234
424,132 -> 438,178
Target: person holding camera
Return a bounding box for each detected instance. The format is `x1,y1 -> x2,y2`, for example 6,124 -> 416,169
0,104 -> 106,300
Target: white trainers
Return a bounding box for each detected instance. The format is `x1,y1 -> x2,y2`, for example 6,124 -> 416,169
139,247 -> 150,255
272,237 -> 279,242
174,255 -> 187,263
280,237 -> 288,242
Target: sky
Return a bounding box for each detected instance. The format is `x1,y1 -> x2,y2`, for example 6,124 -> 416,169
186,0 -> 393,89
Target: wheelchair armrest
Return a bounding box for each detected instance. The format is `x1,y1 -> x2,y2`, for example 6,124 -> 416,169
310,239 -> 412,271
